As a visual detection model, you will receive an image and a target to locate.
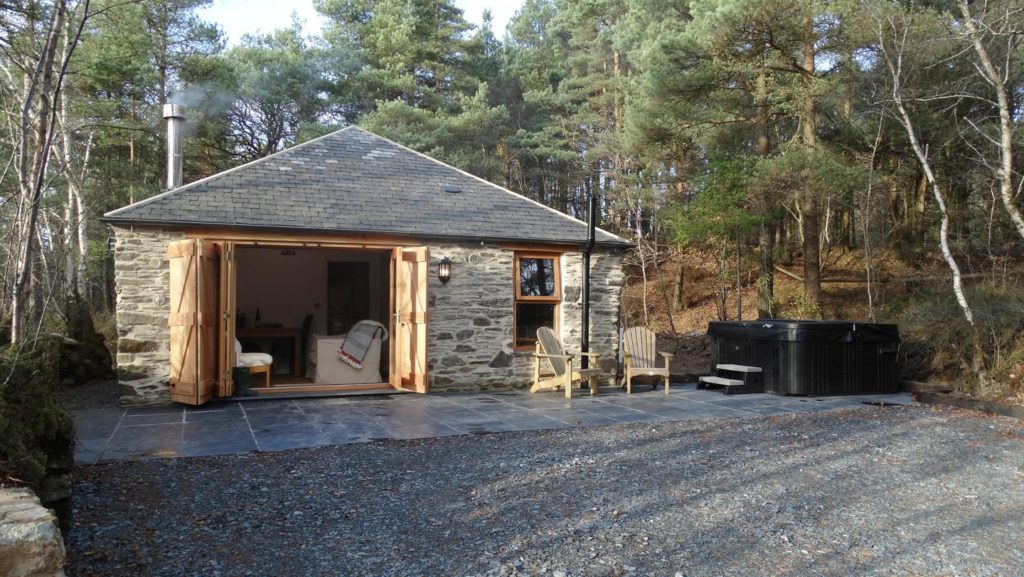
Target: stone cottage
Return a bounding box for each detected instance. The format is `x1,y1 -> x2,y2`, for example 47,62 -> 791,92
104,126 -> 629,405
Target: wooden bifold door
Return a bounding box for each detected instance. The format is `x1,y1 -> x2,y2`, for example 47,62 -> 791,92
167,239 -> 237,405
168,239 -> 428,405
391,247 -> 428,393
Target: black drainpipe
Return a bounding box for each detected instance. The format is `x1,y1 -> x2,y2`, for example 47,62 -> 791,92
581,193 -> 596,369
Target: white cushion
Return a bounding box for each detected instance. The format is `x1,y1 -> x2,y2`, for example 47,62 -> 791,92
236,352 -> 273,368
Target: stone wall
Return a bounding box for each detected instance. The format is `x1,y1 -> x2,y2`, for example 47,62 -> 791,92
0,488 -> 65,577
426,243 -> 624,391
112,227 -> 184,405
111,228 -> 625,402
561,249 -> 625,376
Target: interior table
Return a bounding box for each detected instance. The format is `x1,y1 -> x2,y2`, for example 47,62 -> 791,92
236,326 -> 302,377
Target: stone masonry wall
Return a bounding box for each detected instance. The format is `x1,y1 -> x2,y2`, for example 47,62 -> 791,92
560,249 -> 625,377
426,243 -> 624,391
111,228 -> 624,402
113,227 -> 184,405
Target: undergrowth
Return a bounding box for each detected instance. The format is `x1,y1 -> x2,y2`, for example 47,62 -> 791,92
0,338 -> 75,488
890,284 -> 1024,401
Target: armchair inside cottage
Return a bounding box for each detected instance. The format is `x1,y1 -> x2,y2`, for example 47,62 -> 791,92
307,320 -> 389,384
530,327 -> 604,398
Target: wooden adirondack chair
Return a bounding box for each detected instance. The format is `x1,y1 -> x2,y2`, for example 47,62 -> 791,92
621,326 -> 673,394
530,327 -> 602,398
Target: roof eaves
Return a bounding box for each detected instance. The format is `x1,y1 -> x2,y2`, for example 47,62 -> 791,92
100,217 -> 634,248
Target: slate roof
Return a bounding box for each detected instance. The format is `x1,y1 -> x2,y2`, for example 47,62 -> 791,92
104,127 -> 630,248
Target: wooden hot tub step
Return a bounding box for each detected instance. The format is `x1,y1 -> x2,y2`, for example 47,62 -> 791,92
699,374 -> 763,395
715,364 -> 762,373
698,375 -> 744,387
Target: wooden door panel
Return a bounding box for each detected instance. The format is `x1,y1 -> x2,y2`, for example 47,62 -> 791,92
168,239 -> 218,405
217,241 -> 236,397
394,247 -> 428,393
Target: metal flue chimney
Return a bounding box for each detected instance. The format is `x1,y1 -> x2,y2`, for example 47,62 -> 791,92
162,103 -> 186,189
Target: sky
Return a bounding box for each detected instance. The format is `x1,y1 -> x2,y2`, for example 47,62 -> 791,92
197,0 -> 524,46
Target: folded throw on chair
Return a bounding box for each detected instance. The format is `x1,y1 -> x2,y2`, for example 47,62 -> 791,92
337,321 -> 382,369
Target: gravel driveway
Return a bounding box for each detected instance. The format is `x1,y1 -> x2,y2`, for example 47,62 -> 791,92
66,405 -> 1023,577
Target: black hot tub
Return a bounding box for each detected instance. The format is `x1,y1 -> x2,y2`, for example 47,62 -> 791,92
707,320 -> 900,395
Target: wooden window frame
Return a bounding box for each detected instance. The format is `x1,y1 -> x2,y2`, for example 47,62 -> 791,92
513,252 -> 561,350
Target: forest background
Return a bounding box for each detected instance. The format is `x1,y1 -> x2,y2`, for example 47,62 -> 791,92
2,0 -> 1023,417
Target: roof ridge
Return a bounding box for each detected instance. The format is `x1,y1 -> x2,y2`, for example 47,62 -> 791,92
104,126 -> 360,219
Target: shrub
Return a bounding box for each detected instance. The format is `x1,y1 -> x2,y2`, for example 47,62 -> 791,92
775,290 -> 822,320
0,339 -> 75,490
896,282 -> 1024,400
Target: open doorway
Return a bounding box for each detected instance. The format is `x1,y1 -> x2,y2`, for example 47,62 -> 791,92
166,239 -> 428,405
234,246 -> 391,389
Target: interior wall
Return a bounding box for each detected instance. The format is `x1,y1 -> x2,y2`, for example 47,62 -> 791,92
235,247 -> 389,336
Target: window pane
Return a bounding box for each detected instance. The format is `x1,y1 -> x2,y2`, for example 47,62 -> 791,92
515,303 -> 556,347
519,258 -> 556,297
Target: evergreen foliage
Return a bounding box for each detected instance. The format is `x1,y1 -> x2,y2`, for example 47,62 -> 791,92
1,0 -> 1022,398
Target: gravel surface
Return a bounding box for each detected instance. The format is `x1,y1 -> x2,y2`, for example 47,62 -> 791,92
66,405 -> 1023,577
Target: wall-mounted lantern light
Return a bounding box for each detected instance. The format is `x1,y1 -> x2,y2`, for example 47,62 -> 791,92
438,256 -> 453,284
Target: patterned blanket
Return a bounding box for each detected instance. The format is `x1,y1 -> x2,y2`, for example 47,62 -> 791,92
337,320 -> 384,369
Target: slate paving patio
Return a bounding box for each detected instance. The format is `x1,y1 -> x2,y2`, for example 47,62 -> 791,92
72,383 -> 913,464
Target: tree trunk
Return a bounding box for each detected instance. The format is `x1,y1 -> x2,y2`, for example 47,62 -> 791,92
880,15 -> 988,385
801,194 -> 822,315
735,236 -> 742,320
864,115 -> 885,322
755,61 -> 775,319
800,7 -> 822,316
886,157 -> 902,228
757,220 -> 775,318
56,80 -> 93,299
958,0 -> 1024,243
672,265 -> 685,311
11,0 -> 68,344
716,246 -> 727,320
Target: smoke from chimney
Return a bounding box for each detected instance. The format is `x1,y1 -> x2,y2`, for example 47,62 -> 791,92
162,103 -> 186,189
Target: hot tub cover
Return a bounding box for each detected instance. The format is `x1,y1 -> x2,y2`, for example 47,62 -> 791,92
707,320 -> 900,344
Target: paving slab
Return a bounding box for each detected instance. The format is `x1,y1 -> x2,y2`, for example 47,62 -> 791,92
73,384 -> 914,463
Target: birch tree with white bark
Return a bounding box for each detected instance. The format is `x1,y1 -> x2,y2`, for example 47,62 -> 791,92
0,0 -> 91,344
875,5 -> 990,386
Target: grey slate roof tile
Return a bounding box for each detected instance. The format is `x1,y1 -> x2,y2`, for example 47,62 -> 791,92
103,127 -> 629,247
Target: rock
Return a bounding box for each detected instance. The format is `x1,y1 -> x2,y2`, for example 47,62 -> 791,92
116,338 -> 159,353
488,351 -> 512,368
441,356 -> 466,368
0,488 -> 65,577
563,286 -> 581,302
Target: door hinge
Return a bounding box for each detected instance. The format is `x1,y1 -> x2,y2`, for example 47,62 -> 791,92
224,251 -> 232,262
